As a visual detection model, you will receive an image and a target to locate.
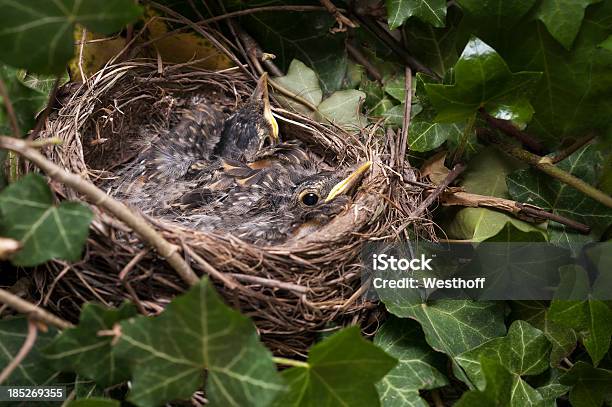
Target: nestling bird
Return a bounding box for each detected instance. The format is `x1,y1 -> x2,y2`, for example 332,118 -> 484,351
111,73 -> 279,212
176,156 -> 372,244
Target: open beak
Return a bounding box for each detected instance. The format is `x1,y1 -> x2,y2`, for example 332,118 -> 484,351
251,72 -> 280,143
325,161 -> 372,203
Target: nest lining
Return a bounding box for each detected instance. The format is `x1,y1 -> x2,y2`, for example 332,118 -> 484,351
37,60 -> 425,356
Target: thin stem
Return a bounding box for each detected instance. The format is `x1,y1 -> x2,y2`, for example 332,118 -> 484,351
412,163 -> 466,218
0,136 -> 200,286
486,133 -> 612,208
272,356 -> 309,368
198,5 -> 338,25
479,108 -> 545,153
347,43 -> 382,82
399,66 -> 412,168
0,319 -> 38,384
0,288 -> 73,329
549,133 -> 596,164
0,77 -> 22,182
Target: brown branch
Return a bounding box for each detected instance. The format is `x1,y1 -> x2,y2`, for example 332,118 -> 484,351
412,163 -> 466,218
182,243 -> 238,290
0,136 -> 200,286
319,0 -> 358,32
479,108 -> 545,153
399,66 -> 412,168
441,190 -> 591,234
549,133 -> 596,164
0,319 -> 38,384
481,132 -> 612,208
347,43 -> 382,82
0,288 -> 73,329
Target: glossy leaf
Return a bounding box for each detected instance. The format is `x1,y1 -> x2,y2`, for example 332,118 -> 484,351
424,37 -> 541,123
115,278 -> 284,407
0,318 -> 59,385
386,0 -> 447,29
0,67 -> 49,134
275,326 -> 397,407
454,358 -> 514,406
374,317 -> 448,406
535,0 -> 603,49
0,0 -> 142,73
0,173 -> 93,266
43,303 -> 137,387
559,362 -> 612,407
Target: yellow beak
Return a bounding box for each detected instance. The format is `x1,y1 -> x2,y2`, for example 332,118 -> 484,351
325,161 -> 372,203
252,73 -> 279,142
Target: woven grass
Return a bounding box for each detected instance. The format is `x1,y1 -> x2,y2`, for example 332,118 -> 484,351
36,58 -> 428,356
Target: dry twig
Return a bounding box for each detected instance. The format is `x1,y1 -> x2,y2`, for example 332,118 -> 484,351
0,288 -> 72,329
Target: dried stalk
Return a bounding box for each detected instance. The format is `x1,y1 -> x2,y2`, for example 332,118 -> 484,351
0,288 -> 73,329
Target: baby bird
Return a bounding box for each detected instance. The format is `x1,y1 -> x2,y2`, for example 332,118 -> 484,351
111,74 -> 279,212
177,157 -> 372,244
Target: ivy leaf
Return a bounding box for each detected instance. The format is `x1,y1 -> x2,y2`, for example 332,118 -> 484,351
409,121 -> 461,152
447,148 -> 546,242
42,303 -> 137,387
548,266 -> 612,366
511,301 -> 578,367
456,0 -> 536,33
507,145 -> 612,244
455,321 -> 550,405
0,173 -> 93,266
559,362 -> 612,407
114,278 -> 284,407
0,0 -> 142,74
600,34 -> 612,51
501,2 -> 612,145
374,317 -> 448,406
0,67 -> 49,134
275,326 -> 396,407
454,358 -> 514,407
316,90 -> 367,130
535,0 -> 603,49
0,318 -> 59,385
387,300 -> 506,358
424,37 -> 541,123
275,59 -> 322,114
402,6 -> 460,77
386,0 -> 447,29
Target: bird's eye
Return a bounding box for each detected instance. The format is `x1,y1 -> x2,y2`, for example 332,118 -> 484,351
300,192 -> 320,206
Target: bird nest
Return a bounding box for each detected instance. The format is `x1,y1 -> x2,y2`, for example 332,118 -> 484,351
36,60 -> 426,356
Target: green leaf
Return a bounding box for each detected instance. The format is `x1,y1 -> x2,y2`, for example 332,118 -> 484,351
456,0 -> 537,31
0,66 -> 49,134
455,358 -> 514,407
559,361 -> 612,407
511,301 -> 577,367
456,321 -> 550,406
238,10 -> 347,93
409,121 -> 461,152
600,34 -> 612,51
374,317 -> 448,406
386,0 -> 447,29
447,148 -> 546,241
0,0 -> 142,74
0,318 -> 59,385
42,303 -> 137,387
114,278 -> 284,407
381,297 -> 506,362
424,37 -> 541,123
535,0 -> 603,49
0,173 -> 93,266
501,3 -> 612,145
275,59 -> 323,114
549,288 -> 612,365
507,145 -> 612,244
67,399 -> 120,407
275,326 -> 397,407
316,90 -> 367,130
402,6 -> 460,77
